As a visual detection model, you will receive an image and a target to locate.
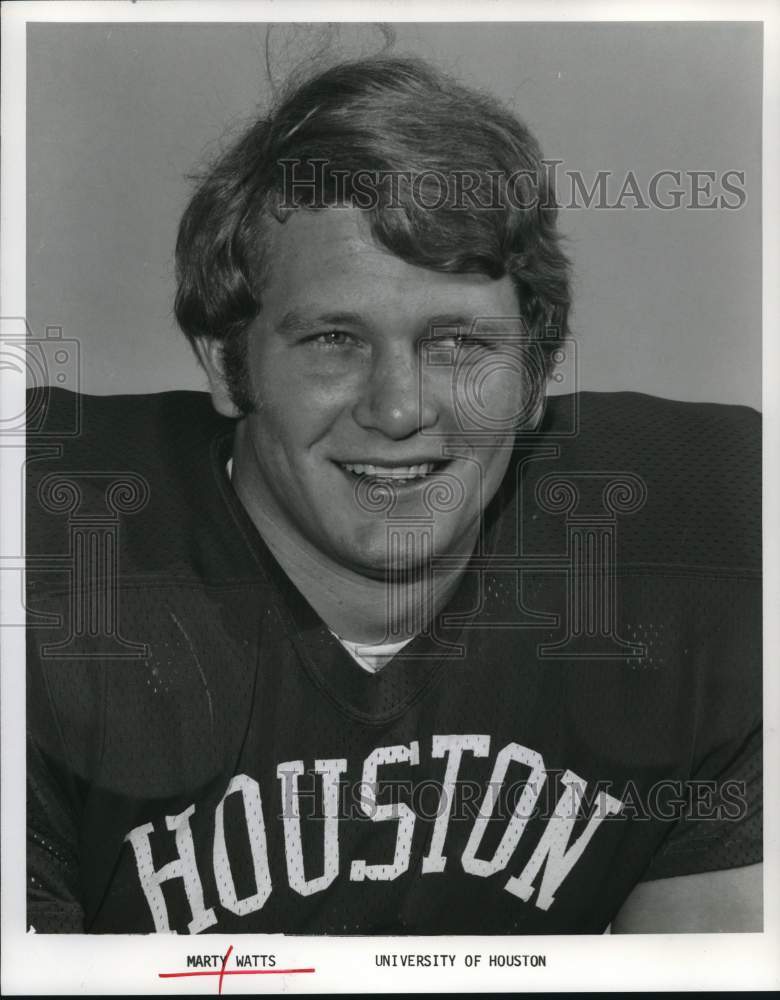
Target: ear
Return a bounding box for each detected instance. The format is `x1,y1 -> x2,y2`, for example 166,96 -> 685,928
193,337 -> 242,418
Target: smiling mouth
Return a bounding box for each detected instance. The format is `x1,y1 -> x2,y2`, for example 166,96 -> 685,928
339,461 -> 449,485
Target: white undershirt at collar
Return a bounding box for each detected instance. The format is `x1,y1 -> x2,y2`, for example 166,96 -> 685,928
329,632 -> 414,674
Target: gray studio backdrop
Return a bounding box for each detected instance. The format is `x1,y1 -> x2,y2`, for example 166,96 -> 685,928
27,22 -> 762,409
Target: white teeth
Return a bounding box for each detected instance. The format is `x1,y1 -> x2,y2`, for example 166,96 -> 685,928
342,462 -> 437,480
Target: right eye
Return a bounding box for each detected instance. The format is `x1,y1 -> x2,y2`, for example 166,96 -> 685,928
433,332 -> 496,351
305,330 -> 358,348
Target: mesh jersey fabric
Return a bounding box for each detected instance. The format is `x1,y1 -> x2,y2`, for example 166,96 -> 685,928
26,387 -> 762,934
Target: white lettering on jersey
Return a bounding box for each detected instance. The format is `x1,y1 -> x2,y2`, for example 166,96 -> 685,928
213,774 -> 272,916
277,757 -> 348,897
461,742 -> 546,878
350,741 -> 420,882
504,768 -> 624,910
124,737 -> 625,930
422,734 -> 491,874
125,804 -> 217,934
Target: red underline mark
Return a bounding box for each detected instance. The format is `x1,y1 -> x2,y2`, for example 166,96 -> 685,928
158,969 -> 316,978
218,944 -> 233,995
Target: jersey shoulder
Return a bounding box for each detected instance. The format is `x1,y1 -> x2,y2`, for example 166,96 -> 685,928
525,391 -> 761,573
26,387 -> 255,581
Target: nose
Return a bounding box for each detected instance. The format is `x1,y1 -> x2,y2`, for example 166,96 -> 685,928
352,345 -> 439,439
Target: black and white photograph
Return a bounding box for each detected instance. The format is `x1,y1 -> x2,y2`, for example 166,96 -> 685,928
1,2 -> 778,994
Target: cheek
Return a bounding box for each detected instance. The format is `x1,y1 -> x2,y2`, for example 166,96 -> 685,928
480,438 -> 515,485
250,345 -> 365,423
486,372 -> 526,417
448,370 -> 526,437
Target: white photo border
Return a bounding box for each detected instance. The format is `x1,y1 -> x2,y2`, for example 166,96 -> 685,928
2,1 -> 778,994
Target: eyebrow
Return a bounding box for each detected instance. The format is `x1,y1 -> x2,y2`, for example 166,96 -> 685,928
426,314 -> 476,333
275,310 -> 368,336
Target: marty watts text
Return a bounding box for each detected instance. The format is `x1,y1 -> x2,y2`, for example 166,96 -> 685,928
185,952 -> 275,969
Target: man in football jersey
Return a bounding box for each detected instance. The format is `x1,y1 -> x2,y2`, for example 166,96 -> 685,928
26,56 -> 761,934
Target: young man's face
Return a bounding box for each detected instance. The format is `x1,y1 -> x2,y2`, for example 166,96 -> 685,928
221,207 -> 530,578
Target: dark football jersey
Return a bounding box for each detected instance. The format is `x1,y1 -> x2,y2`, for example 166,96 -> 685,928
26,388 -> 761,934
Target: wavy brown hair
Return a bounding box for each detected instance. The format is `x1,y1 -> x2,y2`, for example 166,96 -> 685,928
174,56 -> 571,413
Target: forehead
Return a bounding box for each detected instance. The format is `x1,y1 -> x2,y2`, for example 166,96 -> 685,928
259,207 -> 518,323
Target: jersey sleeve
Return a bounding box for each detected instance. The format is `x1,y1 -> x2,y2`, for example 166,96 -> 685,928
27,649 -> 86,932
628,399 -> 763,883
27,731 -> 86,932
639,720 -> 762,882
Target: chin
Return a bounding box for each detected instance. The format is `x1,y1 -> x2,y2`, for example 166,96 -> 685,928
349,555 -> 436,583
336,522 -> 461,581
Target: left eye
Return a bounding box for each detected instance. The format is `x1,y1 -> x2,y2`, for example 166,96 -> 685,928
310,330 -> 355,347
436,334 -> 494,351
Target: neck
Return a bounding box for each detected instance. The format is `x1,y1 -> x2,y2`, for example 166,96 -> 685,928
231,465 -> 477,646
